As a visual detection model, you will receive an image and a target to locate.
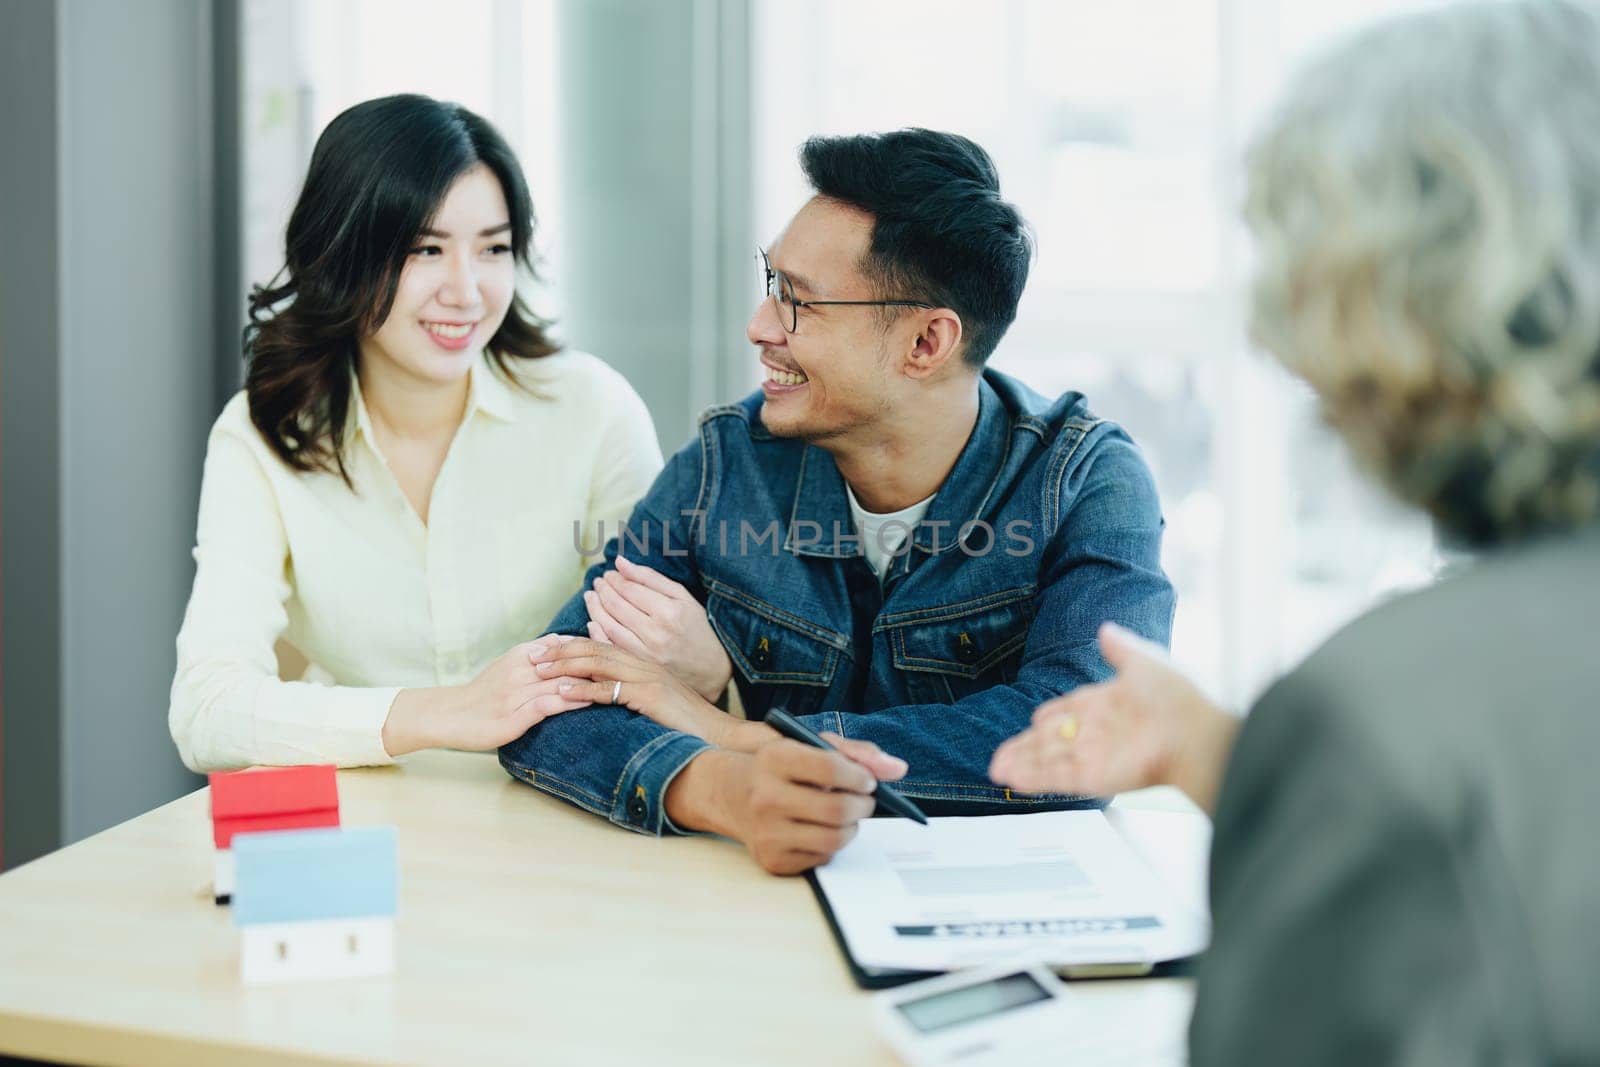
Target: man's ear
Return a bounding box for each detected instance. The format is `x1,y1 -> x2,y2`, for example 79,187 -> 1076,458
902,310 -> 964,381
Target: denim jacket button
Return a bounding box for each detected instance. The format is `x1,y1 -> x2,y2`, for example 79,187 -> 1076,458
627,795 -> 648,822
957,636 -> 981,664
751,638 -> 772,669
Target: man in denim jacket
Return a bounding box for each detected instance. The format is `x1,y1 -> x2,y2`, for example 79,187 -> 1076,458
502,129 -> 1175,874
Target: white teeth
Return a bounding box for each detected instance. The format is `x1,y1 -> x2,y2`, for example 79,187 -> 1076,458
765,366 -> 808,386
425,322 -> 473,339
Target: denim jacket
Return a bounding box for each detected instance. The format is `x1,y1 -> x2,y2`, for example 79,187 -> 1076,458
499,368 -> 1175,833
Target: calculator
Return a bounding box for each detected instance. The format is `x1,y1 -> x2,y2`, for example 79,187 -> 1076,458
873,960 -> 1077,1065
872,959 -> 1188,1066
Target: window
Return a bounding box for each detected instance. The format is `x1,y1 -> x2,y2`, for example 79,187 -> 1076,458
754,0 -> 1448,705
240,0 -> 563,324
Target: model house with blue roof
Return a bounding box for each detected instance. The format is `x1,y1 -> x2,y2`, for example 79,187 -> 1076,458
231,825 -> 398,983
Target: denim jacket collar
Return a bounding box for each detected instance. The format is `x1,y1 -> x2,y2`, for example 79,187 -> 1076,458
781,377 -> 1009,558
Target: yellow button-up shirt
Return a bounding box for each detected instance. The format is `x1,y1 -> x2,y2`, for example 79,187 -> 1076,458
169,350 -> 662,771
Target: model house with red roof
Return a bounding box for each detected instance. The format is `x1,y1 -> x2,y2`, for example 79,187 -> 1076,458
208,764 -> 340,903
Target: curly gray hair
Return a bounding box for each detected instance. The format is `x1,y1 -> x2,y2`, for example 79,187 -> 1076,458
1247,0 -> 1600,546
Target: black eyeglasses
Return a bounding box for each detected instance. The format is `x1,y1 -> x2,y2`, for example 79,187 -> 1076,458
759,248 -> 933,333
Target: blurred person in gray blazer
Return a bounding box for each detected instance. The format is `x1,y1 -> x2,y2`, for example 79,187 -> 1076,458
991,2 -> 1600,1064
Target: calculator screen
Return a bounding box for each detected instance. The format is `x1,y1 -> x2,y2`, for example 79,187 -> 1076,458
896,971 -> 1052,1034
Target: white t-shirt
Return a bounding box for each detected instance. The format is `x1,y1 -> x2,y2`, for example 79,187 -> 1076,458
846,485 -> 935,583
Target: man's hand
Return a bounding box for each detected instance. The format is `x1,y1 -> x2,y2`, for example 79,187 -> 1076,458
583,555 -> 734,701
667,733 -> 909,875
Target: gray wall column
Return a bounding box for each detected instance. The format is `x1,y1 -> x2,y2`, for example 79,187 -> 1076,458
213,0 -> 245,408
1,0 -> 65,869
555,0 -> 753,452
1,0 -> 237,866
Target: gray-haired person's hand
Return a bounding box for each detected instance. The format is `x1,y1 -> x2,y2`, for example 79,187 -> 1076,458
989,623 -> 1239,814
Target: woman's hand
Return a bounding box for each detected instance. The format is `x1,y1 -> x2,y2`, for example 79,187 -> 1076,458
382,636 -> 591,756
582,555 -> 734,702
988,623 -> 1239,814
531,637 -> 756,750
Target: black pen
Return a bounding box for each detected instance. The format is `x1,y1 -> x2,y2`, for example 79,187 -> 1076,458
764,707 -> 929,825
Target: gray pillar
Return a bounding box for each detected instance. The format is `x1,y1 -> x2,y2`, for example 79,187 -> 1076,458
1,0 -> 238,866
213,0 -> 246,407
555,0 -> 752,451
1,0 -> 65,869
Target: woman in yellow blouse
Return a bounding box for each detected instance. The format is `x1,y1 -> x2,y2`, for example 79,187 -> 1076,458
169,95 -> 663,771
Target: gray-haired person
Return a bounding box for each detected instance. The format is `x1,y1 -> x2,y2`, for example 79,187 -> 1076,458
991,2 -> 1600,1064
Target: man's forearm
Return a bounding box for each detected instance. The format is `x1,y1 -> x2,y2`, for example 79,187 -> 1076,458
499,705 -> 711,834
797,690 -> 1044,792
664,748 -> 747,837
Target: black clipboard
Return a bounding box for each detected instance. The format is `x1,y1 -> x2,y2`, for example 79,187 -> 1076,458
804,871 -> 1203,990
804,871 -> 939,989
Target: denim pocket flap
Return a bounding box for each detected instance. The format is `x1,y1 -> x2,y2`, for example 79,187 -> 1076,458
706,584 -> 846,687
885,587 -> 1034,679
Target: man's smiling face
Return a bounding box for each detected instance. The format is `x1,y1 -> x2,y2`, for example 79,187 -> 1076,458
747,196 -> 925,442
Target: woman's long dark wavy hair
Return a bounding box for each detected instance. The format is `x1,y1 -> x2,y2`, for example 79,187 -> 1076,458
244,94 -> 557,484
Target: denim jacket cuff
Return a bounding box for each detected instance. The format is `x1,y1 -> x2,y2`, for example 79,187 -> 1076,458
610,731 -> 714,836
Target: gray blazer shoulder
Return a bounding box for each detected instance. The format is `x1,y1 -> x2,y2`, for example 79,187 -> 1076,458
1192,527 -> 1600,1067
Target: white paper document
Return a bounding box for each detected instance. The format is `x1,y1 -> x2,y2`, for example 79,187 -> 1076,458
813,810 -> 1209,972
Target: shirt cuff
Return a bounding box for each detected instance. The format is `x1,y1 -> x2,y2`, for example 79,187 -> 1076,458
609,730 -> 713,836
250,680 -> 402,768
348,686 -> 404,766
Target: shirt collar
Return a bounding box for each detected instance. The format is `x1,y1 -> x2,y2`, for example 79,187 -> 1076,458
909,376 -> 1009,554
345,353 -> 515,446
467,355 -> 517,422
346,366 -> 377,447
784,377 -> 1008,558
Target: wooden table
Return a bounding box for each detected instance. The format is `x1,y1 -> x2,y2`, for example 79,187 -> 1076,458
0,750 -> 1205,1066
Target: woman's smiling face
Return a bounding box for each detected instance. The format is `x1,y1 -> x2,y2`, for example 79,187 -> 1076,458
361,163 -> 516,386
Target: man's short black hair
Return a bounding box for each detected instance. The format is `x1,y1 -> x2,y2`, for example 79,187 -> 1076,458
799,128 -> 1032,368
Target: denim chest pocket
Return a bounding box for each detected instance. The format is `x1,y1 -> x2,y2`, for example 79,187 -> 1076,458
883,586 -> 1035,705
705,582 -> 848,716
